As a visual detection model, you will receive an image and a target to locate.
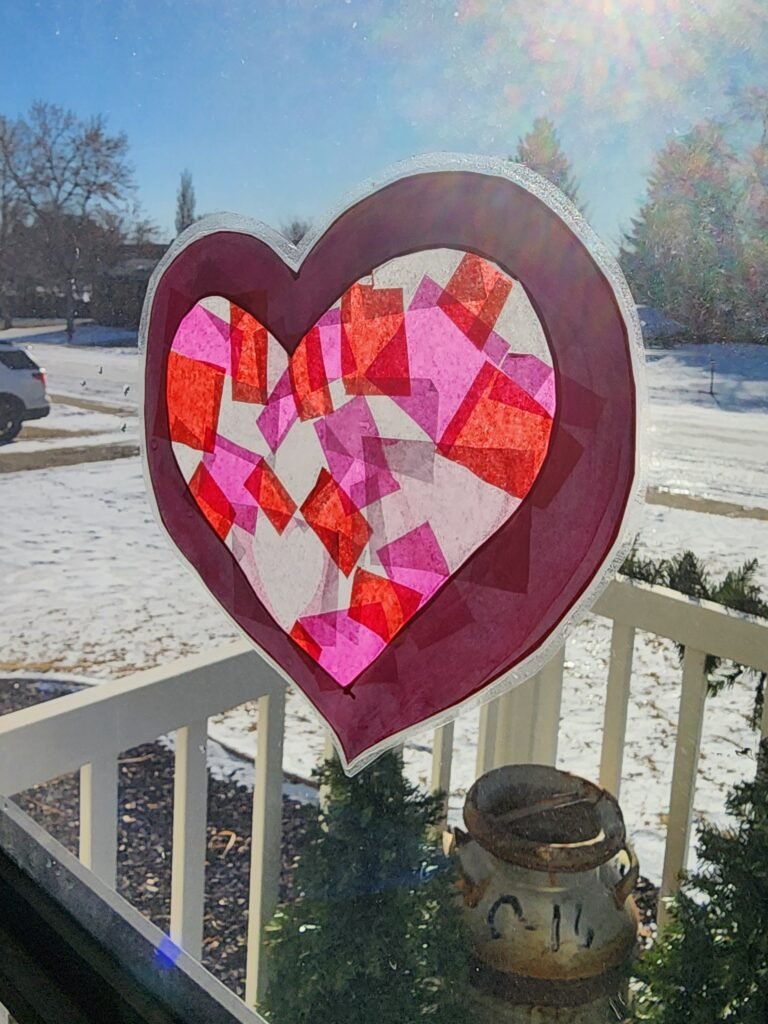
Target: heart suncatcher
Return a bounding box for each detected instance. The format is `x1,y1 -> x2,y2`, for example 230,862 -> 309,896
141,157 -> 643,773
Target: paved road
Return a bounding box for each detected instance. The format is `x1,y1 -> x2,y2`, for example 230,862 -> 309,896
645,487 -> 768,522
0,440 -> 140,474
47,392 -> 135,417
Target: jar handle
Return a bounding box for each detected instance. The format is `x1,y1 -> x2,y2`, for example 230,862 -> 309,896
612,842 -> 639,908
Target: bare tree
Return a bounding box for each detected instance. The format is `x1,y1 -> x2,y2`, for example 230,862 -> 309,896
0,102 -> 134,339
175,169 -> 196,235
126,198 -> 161,253
0,117 -> 26,329
281,218 -> 312,244
131,216 -> 160,249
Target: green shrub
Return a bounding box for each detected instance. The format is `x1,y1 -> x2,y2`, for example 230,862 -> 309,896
633,743 -> 768,1022
263,751 -> 473,1023
621,546 -> 767,724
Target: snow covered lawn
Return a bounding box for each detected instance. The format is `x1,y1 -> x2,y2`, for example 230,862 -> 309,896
22,399 -> 129,436
0,338 -> 766,883
646,342 -> 768,509
1,455 -> 766,882
4,324 -> 138,407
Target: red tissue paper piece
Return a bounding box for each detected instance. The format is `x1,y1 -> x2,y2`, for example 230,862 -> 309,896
290,326 -> 333,420
438,362 -> 553,497
301,468 -> 373,577
341,283 -> 410,397
231,306 -> 268,404
166,351 -> 224,452
188,463 -> 235,540
348,569 -> 423,643
439,251 -> 513,350
244,460 -> 296,535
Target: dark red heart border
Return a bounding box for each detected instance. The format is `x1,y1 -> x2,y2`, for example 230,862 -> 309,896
142,169 -> 639,770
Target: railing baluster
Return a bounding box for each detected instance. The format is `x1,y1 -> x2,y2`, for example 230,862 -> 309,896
599,623 -> 636,799
430,722 -> 454,824
170,720 -> 209,960
475,650 -> 567,773
245,689 -> 286,1009
476,700 -> 499,777
493,679 -> 538,767
658,647 -> 708,929
531,646 -> 566,766
79,755 -> 118,888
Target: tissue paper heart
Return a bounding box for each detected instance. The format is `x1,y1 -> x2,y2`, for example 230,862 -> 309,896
166,250 -> 555,686
142,163 -> 641,772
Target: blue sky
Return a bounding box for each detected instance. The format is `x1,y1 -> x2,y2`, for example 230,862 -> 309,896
2,0 -> 766,247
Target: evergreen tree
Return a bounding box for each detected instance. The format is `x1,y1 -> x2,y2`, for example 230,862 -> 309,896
619,122 -> 745,340
734,87 -> 768,233
175,169 -> 196,235
633,743 -> 768,1022
264,752 -> 472,1023
733,87 -> 768,336
280,218 -> 311,244
512,117 -> 583,210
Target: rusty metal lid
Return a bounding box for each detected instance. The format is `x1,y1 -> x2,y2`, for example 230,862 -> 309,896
464,764 -> 626,873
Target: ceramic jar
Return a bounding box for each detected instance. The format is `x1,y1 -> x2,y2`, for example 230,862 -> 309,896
450,764 -> 639,1011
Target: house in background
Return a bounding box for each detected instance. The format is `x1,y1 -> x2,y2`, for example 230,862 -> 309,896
90,242 -> 168,328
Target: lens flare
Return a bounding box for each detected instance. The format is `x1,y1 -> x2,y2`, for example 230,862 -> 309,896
358,0 -> 767,141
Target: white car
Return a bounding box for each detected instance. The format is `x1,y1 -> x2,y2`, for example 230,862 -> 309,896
0,339 -> 50,444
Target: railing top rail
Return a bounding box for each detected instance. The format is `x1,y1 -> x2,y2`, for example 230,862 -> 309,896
0,642 -> 284,795
1,575 -> 766,796
594,577 -> 768,673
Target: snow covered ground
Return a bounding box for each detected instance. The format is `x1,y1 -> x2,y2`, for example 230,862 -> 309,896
0,334 -> 766,883
5,323 -> 138,407
646,343 -> 768,509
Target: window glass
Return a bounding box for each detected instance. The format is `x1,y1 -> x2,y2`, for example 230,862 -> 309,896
1,3 -> 767,1023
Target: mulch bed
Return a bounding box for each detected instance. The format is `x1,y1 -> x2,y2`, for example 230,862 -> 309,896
0,678 -> 659,998
634,875 -> 659,948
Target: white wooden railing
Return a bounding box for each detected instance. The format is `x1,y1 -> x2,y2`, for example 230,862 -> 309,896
465,578 -> 768,928
0,576 -> 767,1009
0,643 -> 286,1008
